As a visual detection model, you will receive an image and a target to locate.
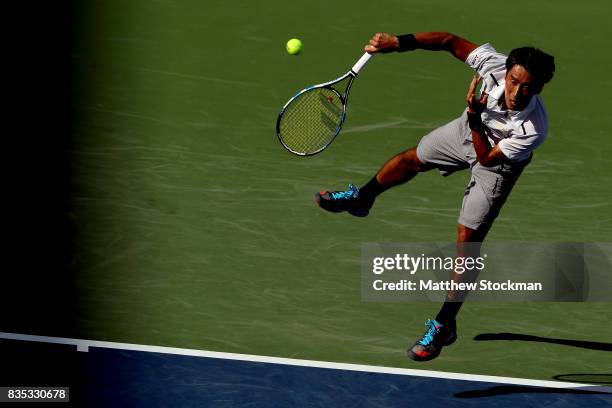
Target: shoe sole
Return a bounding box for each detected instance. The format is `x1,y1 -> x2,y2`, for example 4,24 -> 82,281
407,348 -> 441,362
406,332 -> 457,362
314,193 -> 342,213
314,193 -> 369,217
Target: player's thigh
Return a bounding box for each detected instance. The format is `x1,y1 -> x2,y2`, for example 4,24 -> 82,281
458,163 -> 526,232
416,114 -> 473,176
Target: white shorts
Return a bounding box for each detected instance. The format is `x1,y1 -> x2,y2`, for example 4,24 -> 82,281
416,111 -> 531,232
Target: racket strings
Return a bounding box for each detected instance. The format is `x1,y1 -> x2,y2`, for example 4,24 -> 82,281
278,87 -> 344,155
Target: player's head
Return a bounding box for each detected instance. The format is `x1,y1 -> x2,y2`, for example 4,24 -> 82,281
504,47 -> 555,110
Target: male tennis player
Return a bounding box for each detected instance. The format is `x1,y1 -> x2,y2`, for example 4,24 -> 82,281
315,32 -> 555,361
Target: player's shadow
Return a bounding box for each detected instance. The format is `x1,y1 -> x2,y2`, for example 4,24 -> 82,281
473,332 -> 612,351
553,374 -> 612,385
455,333 -> 612,398
454,385 -> 610,398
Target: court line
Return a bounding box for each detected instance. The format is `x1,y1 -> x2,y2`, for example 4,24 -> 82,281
128,67 -> 261,87
1,331 -> 610,393
83,106 -> 181,127
343,119 -> 438,133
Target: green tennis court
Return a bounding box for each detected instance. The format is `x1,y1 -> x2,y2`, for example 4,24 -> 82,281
6,0 -> 611,384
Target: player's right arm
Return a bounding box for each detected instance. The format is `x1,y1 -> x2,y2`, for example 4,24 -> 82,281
365,32 -> 478,62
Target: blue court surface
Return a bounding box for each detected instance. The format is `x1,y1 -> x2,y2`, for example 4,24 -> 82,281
1,333 -> 611,407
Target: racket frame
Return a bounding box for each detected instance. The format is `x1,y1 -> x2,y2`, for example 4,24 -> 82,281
276,53 -> 373,156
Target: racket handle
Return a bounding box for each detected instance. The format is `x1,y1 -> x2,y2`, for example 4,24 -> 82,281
351,52 -> 373,75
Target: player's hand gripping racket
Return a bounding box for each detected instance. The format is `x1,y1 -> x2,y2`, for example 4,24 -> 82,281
276,52 -> 374,156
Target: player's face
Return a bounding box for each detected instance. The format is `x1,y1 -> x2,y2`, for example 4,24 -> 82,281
504,65 -> 541,111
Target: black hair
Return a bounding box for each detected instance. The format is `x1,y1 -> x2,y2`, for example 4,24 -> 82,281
506,47 -> 555,86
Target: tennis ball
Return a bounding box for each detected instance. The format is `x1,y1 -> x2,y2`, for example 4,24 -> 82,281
286,38 -> 303,55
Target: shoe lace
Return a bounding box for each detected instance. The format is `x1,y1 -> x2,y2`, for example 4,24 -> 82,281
418,319 -> 442,346
330,184 -> 360,200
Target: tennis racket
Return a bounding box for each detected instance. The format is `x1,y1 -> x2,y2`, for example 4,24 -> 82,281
276,52 -> 374,156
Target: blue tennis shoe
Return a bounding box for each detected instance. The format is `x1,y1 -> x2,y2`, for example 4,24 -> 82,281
314,184 -> 372,217
408,319 -> 457,361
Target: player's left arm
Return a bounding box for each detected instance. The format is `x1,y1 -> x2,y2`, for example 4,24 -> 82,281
471,128 -> 508,167
466,75 -> 507,167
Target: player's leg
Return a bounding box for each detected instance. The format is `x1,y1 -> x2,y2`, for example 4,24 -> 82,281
408,158 -> 531,361
358,147 -> 435,200
407,224 -> 485,361
314,147 -> 432,217
435,224 -> 486,316
369,147 -> 434,189
315,115 -> 471,217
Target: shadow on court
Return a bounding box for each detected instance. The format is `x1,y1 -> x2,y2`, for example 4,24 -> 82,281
554,374 -> 612,385
2,338 -> 612,407
454,384 -> 611,398
474,332 -> 612,352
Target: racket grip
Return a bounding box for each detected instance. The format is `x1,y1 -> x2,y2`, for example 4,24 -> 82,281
351,52 -> 373,75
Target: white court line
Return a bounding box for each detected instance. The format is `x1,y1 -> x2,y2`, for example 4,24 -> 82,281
1,331 -> 610,393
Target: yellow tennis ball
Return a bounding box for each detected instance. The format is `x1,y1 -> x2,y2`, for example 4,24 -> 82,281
286,38 -> 303,55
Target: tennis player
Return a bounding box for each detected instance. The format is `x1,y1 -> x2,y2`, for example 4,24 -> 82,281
315,32 -> 555,361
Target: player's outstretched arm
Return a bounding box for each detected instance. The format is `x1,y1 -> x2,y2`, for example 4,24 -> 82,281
365,32 -> 478,62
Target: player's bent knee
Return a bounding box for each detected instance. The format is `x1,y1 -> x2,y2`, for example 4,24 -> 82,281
457,224 -> 482,242
400,147 -> 430,172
